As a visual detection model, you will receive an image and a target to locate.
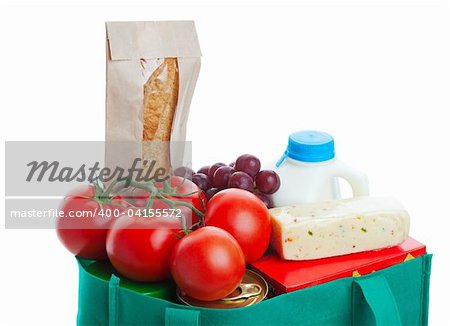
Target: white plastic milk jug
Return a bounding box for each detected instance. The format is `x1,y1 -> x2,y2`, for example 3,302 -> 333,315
271,130 -> 369,207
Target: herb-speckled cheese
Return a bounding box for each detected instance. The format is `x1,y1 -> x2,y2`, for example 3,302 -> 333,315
269,196 -> 410,260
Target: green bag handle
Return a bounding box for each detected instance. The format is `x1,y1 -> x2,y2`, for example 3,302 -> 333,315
165,307 -> 201,326
352,275 -> 402,326
109,274 -> 120,326
107,271 -> 400,326
108,274 -> 201,326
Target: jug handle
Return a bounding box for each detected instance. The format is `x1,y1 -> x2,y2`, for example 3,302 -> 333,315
276,151 -> 288,168
328,159 -> 370,197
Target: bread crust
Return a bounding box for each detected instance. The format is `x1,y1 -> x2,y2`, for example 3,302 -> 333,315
142,58 -> 179,174
143,58 -> 179,142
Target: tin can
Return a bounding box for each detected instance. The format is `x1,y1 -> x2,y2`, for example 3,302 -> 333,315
176,269 -> 268,309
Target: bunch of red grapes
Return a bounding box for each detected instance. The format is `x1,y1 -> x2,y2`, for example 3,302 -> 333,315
174,154 -> 281,208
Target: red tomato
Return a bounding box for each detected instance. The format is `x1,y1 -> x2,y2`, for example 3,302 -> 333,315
204,188 -> 271,263
170,226 -> 245,301
56,186 -> 115,260
131,176 -> 207,226
155,176 -> 207,213
127,188 -> 151,207
106,216 -> 182,282
109,194 -> 133,209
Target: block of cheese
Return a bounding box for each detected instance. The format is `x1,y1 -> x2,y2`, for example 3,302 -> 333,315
270,196 -> 410,260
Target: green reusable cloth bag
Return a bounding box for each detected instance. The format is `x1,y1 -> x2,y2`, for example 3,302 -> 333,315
77,254 -> 432,326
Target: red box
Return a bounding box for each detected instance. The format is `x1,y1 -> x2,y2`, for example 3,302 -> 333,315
250,237 -> 426,295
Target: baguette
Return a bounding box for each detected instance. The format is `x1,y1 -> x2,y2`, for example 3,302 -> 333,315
142,58 -> 179,174
143,58 -> 179,142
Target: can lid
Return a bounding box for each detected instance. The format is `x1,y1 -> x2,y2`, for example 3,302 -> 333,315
276,130 -> 335,166
177,269 -> 268,309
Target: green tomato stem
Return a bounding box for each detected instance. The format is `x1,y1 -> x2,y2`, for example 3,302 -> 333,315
120,178 -> 204,234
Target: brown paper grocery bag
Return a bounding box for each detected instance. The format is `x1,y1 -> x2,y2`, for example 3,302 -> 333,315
105,21 -> 201,178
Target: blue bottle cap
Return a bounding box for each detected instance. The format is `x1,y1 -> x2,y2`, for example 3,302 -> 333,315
276,130 -> 335,166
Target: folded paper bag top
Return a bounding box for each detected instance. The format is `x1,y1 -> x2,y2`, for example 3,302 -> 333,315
105,21 -> 201,173
106,21 -> 202,60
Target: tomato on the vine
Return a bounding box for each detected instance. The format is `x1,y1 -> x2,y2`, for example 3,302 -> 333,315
170,226 -> 245,301
155,176 -> 207,212
56,185 -> 120,260
106,216 -> 182,282
130,176 -> 207,226
204,188 -> 271,263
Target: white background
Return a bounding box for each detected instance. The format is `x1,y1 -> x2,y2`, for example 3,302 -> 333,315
1,1 -> 449,325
